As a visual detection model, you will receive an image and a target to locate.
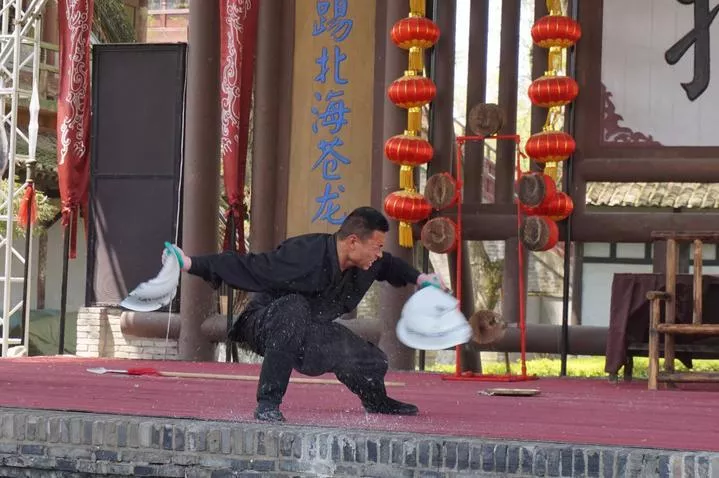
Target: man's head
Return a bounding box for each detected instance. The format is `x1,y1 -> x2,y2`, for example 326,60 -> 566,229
336,207 -> 389,270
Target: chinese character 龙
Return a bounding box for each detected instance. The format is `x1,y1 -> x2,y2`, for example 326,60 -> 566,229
312,182 -> 347,225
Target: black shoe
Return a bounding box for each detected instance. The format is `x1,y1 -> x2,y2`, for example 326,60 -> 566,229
254,403 -> 286,422
363,397 -> 419,416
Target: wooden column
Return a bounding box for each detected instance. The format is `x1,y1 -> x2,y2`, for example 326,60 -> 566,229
497,0 -> 522,326
494,0 -> 521,203
378,0 -> 417,371
250,0 -> 290,252
462,0 -> 489,197
178,0 -> 220,361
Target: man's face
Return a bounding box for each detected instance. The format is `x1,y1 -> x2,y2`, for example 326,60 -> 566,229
349,230 -> 385,270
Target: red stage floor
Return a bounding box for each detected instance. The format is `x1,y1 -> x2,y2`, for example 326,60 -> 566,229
1,356 -> 717,453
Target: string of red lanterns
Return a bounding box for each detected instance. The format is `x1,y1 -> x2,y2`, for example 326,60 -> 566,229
383,0 -> 441,248
518,0 -> 581,252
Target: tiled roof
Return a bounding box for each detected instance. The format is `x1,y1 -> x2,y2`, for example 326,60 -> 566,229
586,182 -> 719,209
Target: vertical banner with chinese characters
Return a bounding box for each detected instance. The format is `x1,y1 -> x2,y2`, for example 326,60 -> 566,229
286,0 -> 376,236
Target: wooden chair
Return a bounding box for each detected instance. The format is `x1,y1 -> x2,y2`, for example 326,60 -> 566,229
646,232 -> 719,390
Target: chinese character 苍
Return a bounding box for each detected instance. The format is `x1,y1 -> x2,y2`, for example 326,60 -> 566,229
312,137 -> 351,180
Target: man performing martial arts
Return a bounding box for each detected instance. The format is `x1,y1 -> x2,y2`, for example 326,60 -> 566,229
170,206 -> 445,422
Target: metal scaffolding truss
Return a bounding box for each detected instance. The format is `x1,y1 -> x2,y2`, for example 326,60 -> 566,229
0,0 -> 49,356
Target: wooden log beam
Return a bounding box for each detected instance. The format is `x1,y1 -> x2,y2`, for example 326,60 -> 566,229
569,213 -> 719,243
656,324 -> 719,335
578,157 -> 719,183
646,291 -> 671,301
651,231 -> 719,242
428,210 -> 719,244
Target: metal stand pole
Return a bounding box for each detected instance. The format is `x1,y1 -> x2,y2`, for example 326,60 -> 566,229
58,209 -> 72,355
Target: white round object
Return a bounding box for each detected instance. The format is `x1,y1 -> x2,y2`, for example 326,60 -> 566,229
121,244 -> 181,312
396,285 -> 473,350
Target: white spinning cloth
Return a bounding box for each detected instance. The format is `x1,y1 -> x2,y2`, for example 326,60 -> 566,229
396,285 -> 472,351
120,242 -> 182,312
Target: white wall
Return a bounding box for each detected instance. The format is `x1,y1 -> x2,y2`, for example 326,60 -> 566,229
527,294 -> 569,326
581,263 -> 653,327
42,220 -> 87,311
0,219 -> 87,314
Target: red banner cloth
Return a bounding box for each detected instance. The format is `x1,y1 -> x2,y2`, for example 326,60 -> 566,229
219,0 -> 259,254
57,0 -> 93,259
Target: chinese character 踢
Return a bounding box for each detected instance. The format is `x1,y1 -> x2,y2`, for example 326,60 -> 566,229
312,0 -> 353,42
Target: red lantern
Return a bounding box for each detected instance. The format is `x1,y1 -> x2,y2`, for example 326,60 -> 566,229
516,172 -> 557,208
531,15 -> 582,48
391,17 -> 440,49
384,134 -> 434,190
528,75 -> 579,107
388,74 -> 437,108
525,131 -> 576,163
522,192 -> 574,221
519,216 -> 559,252
384,190 -> 432,248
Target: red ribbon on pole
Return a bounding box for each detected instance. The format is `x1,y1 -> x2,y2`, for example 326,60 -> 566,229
57,0 -> 93,259
219,0 -> 259,254
17,183 -> 37,227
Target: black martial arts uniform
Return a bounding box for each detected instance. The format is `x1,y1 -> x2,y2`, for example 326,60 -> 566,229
187,232 -> 420,415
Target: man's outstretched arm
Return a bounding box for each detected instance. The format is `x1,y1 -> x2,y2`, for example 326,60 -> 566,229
375,252 -> 448,290
171,242 -> 321,293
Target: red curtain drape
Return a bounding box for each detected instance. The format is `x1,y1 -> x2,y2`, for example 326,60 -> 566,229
57,0 -> 93,259
219,0 -> 259,254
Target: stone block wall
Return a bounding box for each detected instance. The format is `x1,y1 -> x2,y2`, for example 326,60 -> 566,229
0,408 -> 717,477
76,307 -> 180,361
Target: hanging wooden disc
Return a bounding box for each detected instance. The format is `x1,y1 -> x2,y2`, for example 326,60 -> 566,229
424,172 -> 458,210
467,103 -> 505,136
519,216 -> 559,252
469,310 -> 507,345
420,217 -> 458,254
517,172 -> 557,208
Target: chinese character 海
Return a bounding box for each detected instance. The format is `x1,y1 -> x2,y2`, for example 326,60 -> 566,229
312,182 -> 347,224
312,0 -> 353,42
314,46 -> 349,85
311,90 -> 351,134
665,0 -> 719,101
312,137 -> 351,180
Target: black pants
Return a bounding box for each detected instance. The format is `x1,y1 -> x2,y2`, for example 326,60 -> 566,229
231,294 -> 390,407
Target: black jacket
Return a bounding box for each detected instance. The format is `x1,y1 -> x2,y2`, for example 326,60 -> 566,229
188,233 -> 420,322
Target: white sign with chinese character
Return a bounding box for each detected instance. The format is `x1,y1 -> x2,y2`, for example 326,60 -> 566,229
602,0 -> 719,146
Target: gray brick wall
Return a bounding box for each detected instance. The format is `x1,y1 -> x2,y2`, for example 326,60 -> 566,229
0,408 -> 715,477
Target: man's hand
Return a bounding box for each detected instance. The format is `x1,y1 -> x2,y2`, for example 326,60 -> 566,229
416,272 -> 449,292
163,243 -> 191,271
